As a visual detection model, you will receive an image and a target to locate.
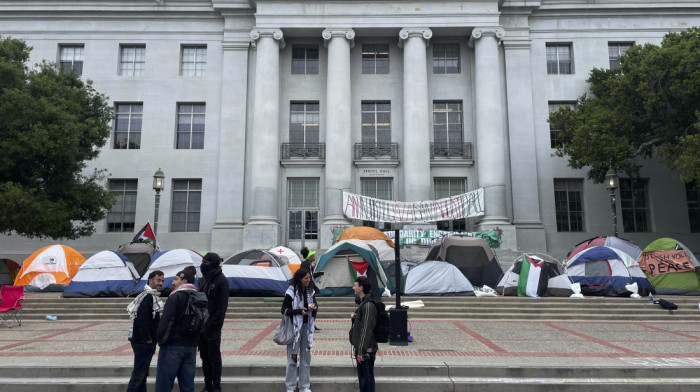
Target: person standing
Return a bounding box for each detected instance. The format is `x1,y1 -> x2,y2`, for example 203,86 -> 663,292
198,252 -> 229,392
155,266 -> 200,392
281,268 -> 318,392
300,247 -> 321,331
126,270 -> 164,392
350,276 -> 377,392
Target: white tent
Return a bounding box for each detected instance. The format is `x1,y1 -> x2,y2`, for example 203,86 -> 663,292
269,246 -> 302,265
133,249 -> 203,294
497,254 -> 573,297
222,264 -> 292,297
404,261 -> 474,296
63,251 -> 140,297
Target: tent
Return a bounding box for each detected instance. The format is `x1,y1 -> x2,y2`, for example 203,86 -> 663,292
404,261 -> 475,296
566,246 -> 652,297
14,245 -> 86,292
118,242 -> 157,277
334,226 -> 396,262
638,238 -> 700,296
132,249 -> 203,295
566,236 -> 642,262
382,259 -> 417,295
222,264 -> 292,297
425,236 -> 502,288
314,239 -> 392,298
0,259 -> 21,286
269,246 -> 302,274
497,254 -> 573,297
224,249 -> 287,267
63,251 -> 140,298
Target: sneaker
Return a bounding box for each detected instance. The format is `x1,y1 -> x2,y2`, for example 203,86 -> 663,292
301,389 -> 312,392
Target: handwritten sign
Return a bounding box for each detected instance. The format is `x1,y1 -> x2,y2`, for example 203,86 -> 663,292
638,250 -> 694,275
342,189 -> 484,223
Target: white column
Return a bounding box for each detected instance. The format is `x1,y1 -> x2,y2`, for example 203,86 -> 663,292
320,29 -> 354,248
470,27 -> 510,225
399,28 -> 433,202
244,28 -> 284,248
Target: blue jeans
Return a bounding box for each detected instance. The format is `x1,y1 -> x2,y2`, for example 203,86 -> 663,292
286,323 -> 312,391
155,345 -> 197,392
126,341 -> 157,392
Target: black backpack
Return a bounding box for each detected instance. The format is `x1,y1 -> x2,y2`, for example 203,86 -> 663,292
370,300 -> 391,343
182,290 -> 210,337
655,299 -> 678,313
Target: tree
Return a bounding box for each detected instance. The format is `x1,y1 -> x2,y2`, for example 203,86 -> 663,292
0,37 -> 114,239
549,27 -> 700,183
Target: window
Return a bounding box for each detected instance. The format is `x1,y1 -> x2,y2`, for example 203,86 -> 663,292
362,44 -> 389,74
433,43 -> 460,74
176,103 -> 205,149
171,179 -> 201,232
434,178 -> 467,231
620,178 -> 650,232
287,178 -> 319,240
59,45 -> 84,75
107,179 -> 137,232
687,181 -> 700,233
361,178 -> 392,230
114,103 -> 143,149
181,45 -> 207,76
608,42 -> 633,70
433,101 -> 463,156
546,43 -> 572,75
289,102 -> 320,157
291,45 -> 319,75
119,45 -> 145,76
361,101 -> 391,144
548,101 -> 576,148
554,179 -> 584,232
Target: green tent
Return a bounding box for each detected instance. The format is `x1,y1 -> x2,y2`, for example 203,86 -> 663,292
638,238 -> 700,295
315,239 -> 393,297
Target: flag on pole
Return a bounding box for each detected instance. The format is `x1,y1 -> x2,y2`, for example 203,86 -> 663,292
131,222 -> 158,249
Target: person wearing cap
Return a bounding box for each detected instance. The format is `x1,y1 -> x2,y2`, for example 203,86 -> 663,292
155,266 -> 199,392
198,252 -> 229,392
300,247 -> 321,331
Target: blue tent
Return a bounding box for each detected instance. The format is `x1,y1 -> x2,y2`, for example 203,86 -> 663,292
63,251 -> 140,298
131,249 -> 203,295
566,246 -> 652,297
222,264 -> 292,297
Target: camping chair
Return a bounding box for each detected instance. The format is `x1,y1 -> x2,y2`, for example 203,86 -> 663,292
0,285 -> 25,328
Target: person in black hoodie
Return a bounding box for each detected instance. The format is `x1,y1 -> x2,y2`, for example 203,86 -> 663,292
198,252 -> 229,392
155,266 -> 199,392
126,270 -> 164,392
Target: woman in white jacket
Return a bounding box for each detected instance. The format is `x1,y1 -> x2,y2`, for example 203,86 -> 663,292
281,268 -> 318,392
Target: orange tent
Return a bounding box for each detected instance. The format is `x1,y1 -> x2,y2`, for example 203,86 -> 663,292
335,226 -> 395,247
14,245 -> 86,291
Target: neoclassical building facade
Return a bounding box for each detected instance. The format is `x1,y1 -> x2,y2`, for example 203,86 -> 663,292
1,0 -> 699,260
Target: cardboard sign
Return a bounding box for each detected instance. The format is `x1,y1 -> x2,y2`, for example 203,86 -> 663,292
638,250 -> 694,275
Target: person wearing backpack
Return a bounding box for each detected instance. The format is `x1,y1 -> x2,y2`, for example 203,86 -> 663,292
155,266 -> 201,392
350,276 -> 377,392
281,267 -> 318,392
198,252 -> 229,392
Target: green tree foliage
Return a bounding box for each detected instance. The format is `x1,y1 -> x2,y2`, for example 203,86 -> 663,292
549,27 -> 700,183
0,37 -> 113,239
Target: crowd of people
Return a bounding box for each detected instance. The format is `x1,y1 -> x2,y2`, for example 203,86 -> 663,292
125,249 -> 378,392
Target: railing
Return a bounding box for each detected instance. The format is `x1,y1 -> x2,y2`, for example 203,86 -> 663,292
354,142 -> 399,160
280,143 -> 326,160
430,142 -> 473,159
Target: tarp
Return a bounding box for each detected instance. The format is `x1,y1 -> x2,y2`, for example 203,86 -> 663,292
224,249 -> 287,267
315,239 -> 392,298
638,238 -> 700,296
222,264 -> 292,297
15,245 -> 86,292
132,249 -> 202,295
63,251 -> 140,298
404,261 -> 474,296
427,236 -> 503,288
0,258 -> 21,286
497,254 -> 573,297
566,246 -> 652,297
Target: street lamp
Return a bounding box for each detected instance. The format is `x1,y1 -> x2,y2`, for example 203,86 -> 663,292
153,168 -> 165,236
605,168 -> 619,237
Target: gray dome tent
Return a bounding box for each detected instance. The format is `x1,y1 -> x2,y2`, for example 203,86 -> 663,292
404,261 -> 475,296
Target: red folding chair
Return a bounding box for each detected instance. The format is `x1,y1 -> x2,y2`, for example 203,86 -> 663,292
0,285 -> 24,328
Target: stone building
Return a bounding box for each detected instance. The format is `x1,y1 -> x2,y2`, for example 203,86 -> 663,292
1,0 -> 699,261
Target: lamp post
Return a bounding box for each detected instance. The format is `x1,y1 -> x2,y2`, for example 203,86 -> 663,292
605,168 -> 619,237
152,168 -> 165,236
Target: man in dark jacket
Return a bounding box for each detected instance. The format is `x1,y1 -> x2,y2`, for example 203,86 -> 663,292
127,270 -> 164,392
198,252 -> 229,392
155,266 -> 200,392
350,276 -> 377,392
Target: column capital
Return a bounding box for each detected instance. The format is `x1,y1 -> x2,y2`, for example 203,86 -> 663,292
398,28 -> 432,49
468,26 -> 505,48
322,29 -> 355,48
250,28 -> 285,49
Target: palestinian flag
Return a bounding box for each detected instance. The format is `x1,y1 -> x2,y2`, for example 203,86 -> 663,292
131,222 -> 157,247
348,259 -> 370,282
516,254 -> 548,297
